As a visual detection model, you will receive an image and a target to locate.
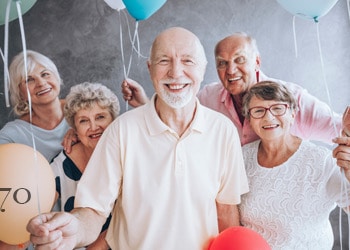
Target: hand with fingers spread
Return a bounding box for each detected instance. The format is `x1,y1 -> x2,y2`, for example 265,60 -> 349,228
121,78 -> 149,108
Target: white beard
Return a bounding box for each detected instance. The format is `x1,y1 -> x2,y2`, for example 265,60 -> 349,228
159,86 -> 193,109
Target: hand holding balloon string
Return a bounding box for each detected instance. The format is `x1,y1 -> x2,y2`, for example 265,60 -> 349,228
1,3 -> 48,246
111,0 -> 165,111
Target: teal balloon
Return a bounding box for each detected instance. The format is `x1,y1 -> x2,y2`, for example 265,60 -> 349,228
276,0 -> 339,22
122,0 -> 166,21
0,0 -> 37,25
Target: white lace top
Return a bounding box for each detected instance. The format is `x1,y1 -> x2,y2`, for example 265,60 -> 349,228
240,140 -> 350,250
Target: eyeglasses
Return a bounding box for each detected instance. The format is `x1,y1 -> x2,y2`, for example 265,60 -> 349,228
248,103 -> 289,119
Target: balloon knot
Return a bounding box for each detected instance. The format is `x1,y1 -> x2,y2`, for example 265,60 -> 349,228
17,243 -> 25,249
313,16 -> 319,23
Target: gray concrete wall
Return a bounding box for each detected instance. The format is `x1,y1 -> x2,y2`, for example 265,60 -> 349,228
0,0 -> 349,248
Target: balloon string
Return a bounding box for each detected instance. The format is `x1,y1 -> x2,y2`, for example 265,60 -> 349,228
119,10 -> 145,112
122,12 -> 145,59
119,10 -> 131,111
119,11 -> 126,79
315,23 -> 338,136
0,48 -> 10,99
125,21 -> 142,76
3,0 -> 11,108
131,22 -> 146,59
16,1 -> 43,225
316,21 -> 350,250
17,2 -> 31,128
123,22 -> 139,111
119,10 -> 137,111
123,10 -> 133,50
292,15 -> 298,58
347,0 -> 350,23
126,21 -> 137,78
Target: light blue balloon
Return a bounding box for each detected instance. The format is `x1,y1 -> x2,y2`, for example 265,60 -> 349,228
0,0 -> 37,25
276,0 -> 339,22
122,0 -> 166,21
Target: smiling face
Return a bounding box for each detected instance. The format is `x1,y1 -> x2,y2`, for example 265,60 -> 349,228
147,27 -> 207,109
19,64 -> 60,106
215,34 -> 260,96
74,103 -> 113,151
248,96 -> 295,142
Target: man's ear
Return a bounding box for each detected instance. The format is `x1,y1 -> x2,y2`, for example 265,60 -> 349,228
147,60 -> 151,71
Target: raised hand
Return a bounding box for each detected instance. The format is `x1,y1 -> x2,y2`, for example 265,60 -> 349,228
121,78 -> 149,108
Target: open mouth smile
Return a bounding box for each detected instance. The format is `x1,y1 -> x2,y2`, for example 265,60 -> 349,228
89,133 -> 102,139
166,84 -> 188,90
228,76 -> 242,82
36,87 -> 52,96
262,124 -> 279,129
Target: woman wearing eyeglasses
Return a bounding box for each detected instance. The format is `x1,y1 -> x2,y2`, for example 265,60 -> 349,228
239,81 -> 350,249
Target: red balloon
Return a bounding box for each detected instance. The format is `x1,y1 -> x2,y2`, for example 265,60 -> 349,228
208,226 -> 271,250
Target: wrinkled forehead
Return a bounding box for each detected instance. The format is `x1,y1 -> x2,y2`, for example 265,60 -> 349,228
216,37 -> 254,58
153,42 -> 198,58
150,29 -> 205,61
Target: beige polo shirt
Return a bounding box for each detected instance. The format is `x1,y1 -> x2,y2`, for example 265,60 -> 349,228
75,94 -> 249,250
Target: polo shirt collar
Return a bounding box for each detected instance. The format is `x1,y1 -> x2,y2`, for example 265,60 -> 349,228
144,94 -> 206,136
219,85 -> 231,104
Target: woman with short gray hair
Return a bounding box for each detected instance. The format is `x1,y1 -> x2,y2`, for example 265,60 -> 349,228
51,82 -> 120,249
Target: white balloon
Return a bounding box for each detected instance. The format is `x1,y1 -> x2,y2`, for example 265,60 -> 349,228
104,0 -> 125,10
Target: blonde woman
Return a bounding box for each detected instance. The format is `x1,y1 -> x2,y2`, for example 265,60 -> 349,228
0,50 -> 69,162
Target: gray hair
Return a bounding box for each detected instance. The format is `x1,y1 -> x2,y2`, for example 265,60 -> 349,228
64,82 -> 120,129
242,81 -> 298,119
9,50 -> 62,116
235,32 -> 260,56
215,32 -> 260,57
